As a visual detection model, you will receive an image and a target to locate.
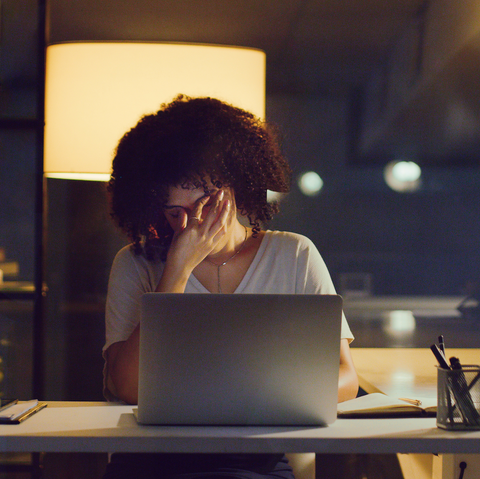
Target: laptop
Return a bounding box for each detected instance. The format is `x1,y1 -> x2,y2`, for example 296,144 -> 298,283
136,293 -> 343,426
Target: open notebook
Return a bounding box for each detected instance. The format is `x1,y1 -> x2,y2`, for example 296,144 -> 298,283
337,393 -> 437,418
136,293 -> 343,426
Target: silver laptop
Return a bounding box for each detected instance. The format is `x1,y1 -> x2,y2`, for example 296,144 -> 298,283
137,293 -> 342,426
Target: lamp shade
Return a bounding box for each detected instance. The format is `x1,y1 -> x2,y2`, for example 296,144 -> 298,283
44,42 -> 266,181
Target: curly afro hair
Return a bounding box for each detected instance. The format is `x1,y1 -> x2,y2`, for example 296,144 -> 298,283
108,95 -> 292,261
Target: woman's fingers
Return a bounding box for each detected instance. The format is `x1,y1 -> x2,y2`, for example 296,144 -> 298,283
202,190 -> 231,233
181,188 -> 231,242
189,193 -> 215,224
210,199 -> 231,243
178,209 -> 188,231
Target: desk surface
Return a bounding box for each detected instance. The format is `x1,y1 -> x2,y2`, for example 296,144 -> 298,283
2,348 -> 480,455
1,401 -> 480,455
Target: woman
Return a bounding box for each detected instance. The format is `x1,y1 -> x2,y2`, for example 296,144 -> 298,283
103,95 -> 358,479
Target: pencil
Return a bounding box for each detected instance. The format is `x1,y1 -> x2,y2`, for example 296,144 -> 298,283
399,397 -> 422,407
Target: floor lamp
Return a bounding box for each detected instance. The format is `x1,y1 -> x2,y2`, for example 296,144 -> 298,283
41,42 -> 266,399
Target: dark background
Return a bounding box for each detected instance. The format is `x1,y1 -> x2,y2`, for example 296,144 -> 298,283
1,0 -> 480,400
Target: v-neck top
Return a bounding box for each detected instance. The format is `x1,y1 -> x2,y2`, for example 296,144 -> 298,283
187,228 -> 270,294
103,230 -> 353,400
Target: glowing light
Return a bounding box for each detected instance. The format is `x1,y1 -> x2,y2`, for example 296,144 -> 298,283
384,160 -> 422,192
44,42 -> 266,181
392,161 -> 421,182
298,171 -> 323,196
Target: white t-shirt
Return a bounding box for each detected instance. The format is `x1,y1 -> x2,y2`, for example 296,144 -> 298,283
103,230 -> 353,399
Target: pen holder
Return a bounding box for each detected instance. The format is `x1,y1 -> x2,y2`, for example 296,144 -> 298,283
437,365 -> 480,430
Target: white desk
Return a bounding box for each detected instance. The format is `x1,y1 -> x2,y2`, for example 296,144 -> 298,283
3,349 -> 479,479
1,402 -> 480,455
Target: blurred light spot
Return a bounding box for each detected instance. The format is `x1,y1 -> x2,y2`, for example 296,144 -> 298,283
384,160 -> 421,192
386,310 -> 416,332
298,171 -> 323,196
392,161 -> 421,182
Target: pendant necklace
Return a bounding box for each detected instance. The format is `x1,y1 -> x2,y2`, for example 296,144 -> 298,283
206,226 -> 248,293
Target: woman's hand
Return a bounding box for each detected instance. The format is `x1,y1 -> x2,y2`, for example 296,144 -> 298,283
171,189 -> 230,264
156,189 -> 231,292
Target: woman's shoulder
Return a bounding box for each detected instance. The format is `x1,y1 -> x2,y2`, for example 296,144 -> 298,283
112,243 -> 159,271
110,244 -> 163,291
113,243 -> 136,264
265,230 -> 316,251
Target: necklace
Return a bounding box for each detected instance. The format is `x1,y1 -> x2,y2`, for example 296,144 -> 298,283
205,226 -> 248,293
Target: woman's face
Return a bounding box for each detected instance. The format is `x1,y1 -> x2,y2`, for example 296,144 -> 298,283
163,182 -> 234,233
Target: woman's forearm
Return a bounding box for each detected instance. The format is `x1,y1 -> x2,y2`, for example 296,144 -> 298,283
155,259 -> 191,293
338,361 -> 359,403
337,339 -> 359,403
107,325 -> 140,404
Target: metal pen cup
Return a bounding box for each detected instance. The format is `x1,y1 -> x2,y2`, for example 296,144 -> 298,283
437,365 -> 480,430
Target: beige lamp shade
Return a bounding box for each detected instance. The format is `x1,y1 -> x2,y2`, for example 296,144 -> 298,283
44,42 -> 266,181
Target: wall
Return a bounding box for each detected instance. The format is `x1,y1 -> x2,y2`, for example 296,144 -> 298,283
0,0 -> 39,281
267,93 -> 480,296
0,0 -> 40,401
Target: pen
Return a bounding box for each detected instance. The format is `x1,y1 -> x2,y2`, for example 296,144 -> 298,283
14,403 -> 47,424
450,357 -> 461,370
448,357 -> 480,426
438,335 -> 445,355
430,344 -> 450,369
